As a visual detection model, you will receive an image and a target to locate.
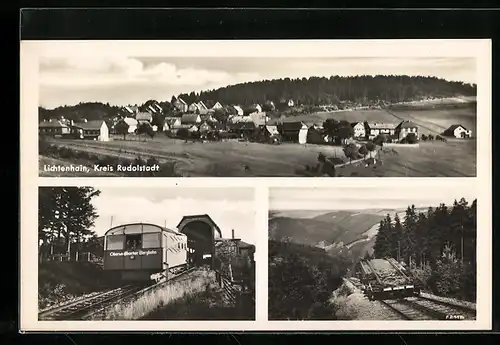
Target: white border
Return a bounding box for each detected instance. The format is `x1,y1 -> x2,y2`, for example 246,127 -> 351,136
20,39 -> 492,331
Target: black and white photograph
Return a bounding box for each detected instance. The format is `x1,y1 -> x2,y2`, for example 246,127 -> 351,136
34,41 -> 484,178
37,186 -> 256,322
268,182 -> 479,323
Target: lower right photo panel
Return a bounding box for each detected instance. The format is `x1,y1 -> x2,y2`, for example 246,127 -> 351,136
268,182 -> 480,325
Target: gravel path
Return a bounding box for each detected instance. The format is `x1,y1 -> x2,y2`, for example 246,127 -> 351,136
329,278 -> 401,320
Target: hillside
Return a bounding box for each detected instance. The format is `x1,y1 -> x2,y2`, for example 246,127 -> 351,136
184,75 -> 476,107
268,208 -> 428,260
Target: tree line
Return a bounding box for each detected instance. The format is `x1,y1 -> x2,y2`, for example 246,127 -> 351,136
372,197 -> 476,301
182,75 -> 476,107
39,75 -> 476,123
39,187 -> 102,260
373,198 -> 476,267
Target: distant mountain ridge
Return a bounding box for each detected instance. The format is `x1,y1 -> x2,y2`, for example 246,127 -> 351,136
268,207 -> 429,260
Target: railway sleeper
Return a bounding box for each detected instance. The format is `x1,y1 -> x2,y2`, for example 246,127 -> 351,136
401,299 -> 448,320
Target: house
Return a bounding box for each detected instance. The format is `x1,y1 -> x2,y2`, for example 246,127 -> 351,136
351,122 -> 366,138
136,112 -> 153,124
279,121 -> 308,144
164,117 -> 182,127
181,114 -> 202,126
72,120 -> 109,141
443,124 -> 473,138
395,120 -> 419,141
173,97 -> 188,112
188,103 -> 201,113
228,122 -> 257,137
39,119 -> 72,136
253,104 -> 263,113
287,99 -> 295,107
198,122 -> 214,133
233,105 -> 244,116
211,102 -> 223,110
249,112 -> 269,127
306,125 -> 325,144
188,125 -> 199,133
120,117 -> 138,133
366,122 -> 397,140
197,101 -> 209,114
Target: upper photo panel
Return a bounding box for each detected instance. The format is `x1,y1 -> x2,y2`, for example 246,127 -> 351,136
34,41 -> 485,177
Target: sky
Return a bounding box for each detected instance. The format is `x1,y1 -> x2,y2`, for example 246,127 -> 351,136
39,56 -> 476,109
269,183 -> 478,211
88,187 -> 256,245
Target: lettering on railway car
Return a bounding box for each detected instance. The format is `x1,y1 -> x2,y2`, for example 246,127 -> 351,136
109,250 -> 159,257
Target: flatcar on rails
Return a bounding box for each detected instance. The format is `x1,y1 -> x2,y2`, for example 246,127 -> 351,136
103,223 -> 190,282
355,257 -> 423,301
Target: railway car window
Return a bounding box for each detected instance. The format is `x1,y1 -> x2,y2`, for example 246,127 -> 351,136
142,233 -> 160,249
106,235 -> 124,250
125,234 -> 142,250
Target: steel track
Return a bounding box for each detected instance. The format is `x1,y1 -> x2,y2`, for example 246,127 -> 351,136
380,296 -> 476,320
38,284 -> 149,321
82,266 -> 196,320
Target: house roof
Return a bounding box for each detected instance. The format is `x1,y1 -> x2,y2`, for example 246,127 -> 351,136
350,122 -> 364,128
181,114 -> 200,124
105,222 -> 184,236
73,120 -> 106,130
122,117 -> 138,126
265,125 -> 279,135
249,112 -> 268,126
176,97 -> 187,105
229,115 -> 253,124
280,121 -> 307,131
176,214 -> 222,237
189,103 -> 200,110
367,122 -> 397,129
136,112 -> 153,121
238,241 -> 255,249
154,103 -> 163,112
397,120 -> 418,129
197,101 -> 208,109
445,124 -> 468,132
233,105 -> 244,113
39,119 -> 68,128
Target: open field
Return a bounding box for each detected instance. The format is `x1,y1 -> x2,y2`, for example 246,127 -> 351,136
337,140 -> 476,177
42,134 -> 476,177
43,136 -> 347,177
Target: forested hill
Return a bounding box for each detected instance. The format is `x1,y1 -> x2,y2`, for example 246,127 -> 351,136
180,75 -> 477,107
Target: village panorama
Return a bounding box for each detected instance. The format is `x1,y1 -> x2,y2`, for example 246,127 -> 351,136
39,75 -> 477,177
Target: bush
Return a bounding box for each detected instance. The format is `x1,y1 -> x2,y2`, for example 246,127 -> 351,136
268,240 -> 352,320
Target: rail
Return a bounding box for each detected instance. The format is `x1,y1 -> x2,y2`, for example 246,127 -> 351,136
386,258 -> 410,280
379,296 -> 476,321
365,260 -> 384,286
83,266 -> 196,320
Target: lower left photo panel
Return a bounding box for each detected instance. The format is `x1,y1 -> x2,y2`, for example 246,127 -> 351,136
36,186 -> 256,322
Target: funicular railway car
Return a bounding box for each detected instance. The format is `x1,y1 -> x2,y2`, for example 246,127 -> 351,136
103,223 -> 189,282
356,258 -> 422,300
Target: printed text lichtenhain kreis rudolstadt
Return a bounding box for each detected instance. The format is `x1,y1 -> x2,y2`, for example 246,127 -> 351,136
43,164 -> 160,173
